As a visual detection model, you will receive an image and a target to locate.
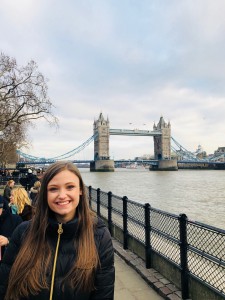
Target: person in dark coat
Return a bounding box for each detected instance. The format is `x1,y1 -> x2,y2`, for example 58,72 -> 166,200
0,161 -> 115,300
26,169 -> 38,190
3,180 -> 15,202
19,169 -> 38,191
0,196 -> 22,261
29,180 -> 41,205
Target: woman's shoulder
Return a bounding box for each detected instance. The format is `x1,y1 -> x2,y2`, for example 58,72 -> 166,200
94,217 -> 112,242
93,217 -> 114,265
94,216 -> 107,231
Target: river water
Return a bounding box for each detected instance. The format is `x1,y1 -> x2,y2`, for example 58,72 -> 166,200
80,168 -> 225,230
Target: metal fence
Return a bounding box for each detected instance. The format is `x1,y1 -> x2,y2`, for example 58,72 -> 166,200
0,176 -> 21,186
87,186 -> 225,300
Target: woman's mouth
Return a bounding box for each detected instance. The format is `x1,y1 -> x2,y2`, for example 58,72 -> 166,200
56,200 -> 70,206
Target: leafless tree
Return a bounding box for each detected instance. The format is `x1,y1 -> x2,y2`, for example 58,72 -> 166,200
0,52 -> 58,166
0,123 -> 26,167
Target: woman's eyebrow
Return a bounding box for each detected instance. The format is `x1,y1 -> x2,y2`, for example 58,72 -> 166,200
48,181 -> 77,186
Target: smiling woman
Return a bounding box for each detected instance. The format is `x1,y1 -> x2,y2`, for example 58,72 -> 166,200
0,161 -> 115,300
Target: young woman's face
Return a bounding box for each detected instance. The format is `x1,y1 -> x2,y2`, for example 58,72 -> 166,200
47,170 -> 82,223
9,181 -> 15,188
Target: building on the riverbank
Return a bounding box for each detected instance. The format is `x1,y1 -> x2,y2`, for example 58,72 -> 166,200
213,146 -> 225,162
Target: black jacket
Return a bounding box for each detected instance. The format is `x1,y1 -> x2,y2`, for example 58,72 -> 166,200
0,217 -> 114,300
3,186 -> 12,202
29,187 -> 39,204
0,203 -> 23,258
19,204 -> 33,221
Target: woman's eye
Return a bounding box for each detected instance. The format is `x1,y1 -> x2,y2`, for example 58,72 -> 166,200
67,185 -> 75,190
48,187 -> 58,192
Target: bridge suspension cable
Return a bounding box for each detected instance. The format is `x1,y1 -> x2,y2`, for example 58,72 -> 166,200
17,133 -> 98,161
17,133 -> 223,164
171,137 -> 201,161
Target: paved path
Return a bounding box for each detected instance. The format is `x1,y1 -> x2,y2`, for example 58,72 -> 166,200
115,254 -> 163,300
113,239 -> 182,300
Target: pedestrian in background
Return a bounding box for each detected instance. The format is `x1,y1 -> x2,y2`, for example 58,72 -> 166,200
3,180 -> 15,202
0,161 -> 115,299
29,180 -> 41,205
10,187 -> 33,221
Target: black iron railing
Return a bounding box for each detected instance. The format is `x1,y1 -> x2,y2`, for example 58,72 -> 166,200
0,176 -> 21,186
88,186 -> 225,300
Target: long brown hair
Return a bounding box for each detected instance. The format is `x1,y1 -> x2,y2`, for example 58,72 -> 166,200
5,161 -> 99,300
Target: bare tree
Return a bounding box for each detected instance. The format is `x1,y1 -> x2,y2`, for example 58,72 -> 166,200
0,52 -> 58,166
0,122 -> 28,168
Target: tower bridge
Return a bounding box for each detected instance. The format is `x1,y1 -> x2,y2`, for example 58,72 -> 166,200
17,112 -> 225,171
90,112 -> 177,171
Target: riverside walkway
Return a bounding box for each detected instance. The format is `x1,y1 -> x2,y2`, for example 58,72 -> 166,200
115,254 -> 163,300
113,239 -> 182,300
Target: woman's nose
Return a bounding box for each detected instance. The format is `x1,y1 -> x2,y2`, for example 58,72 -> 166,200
58,189 -> 66,198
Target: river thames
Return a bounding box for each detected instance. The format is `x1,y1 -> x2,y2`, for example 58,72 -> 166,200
80,168 -> 225,230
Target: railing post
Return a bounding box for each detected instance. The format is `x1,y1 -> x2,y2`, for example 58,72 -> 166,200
179,213 -> 189,300
108,191 -> 112,235
144,203 -> 151,268
97,188 -> 101,216
123,196 -> 128,250
88,186 -> 92,208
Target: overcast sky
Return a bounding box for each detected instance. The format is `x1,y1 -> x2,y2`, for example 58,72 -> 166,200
1,0 -> 225,160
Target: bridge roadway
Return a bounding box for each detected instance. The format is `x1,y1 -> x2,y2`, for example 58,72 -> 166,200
16,159 -> 159,165
110,128 -> 162,136
16,159 -> 225,166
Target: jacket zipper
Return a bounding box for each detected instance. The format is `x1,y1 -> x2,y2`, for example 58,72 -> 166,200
49,223 -> 63,300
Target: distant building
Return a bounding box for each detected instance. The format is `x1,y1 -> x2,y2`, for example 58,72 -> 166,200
194,145 -> 207,159
213,147 -> 225,162
214,147 -> 225,154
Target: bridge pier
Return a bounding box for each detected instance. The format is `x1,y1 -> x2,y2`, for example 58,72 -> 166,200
150,159 -> 178,171
90,159 -> 114,172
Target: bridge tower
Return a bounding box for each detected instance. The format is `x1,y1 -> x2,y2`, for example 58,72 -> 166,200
152,116 -> 178,170
153,116 -> 171,160
90,113 -> 114,172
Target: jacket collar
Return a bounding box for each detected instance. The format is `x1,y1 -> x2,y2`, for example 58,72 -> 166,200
47,216 -> 79,239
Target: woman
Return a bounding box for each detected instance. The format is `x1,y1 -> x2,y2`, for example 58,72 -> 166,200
10,187 -> 33,221
3,180 -> 15,202
29,180 -> 41,205
0,161 -> 115,299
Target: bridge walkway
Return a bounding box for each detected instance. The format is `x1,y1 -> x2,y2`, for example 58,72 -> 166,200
113,239 -> 182,300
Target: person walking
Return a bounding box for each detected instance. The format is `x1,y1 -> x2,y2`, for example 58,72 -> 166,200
3,180 -> 15,202
0,161 -> 115,300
